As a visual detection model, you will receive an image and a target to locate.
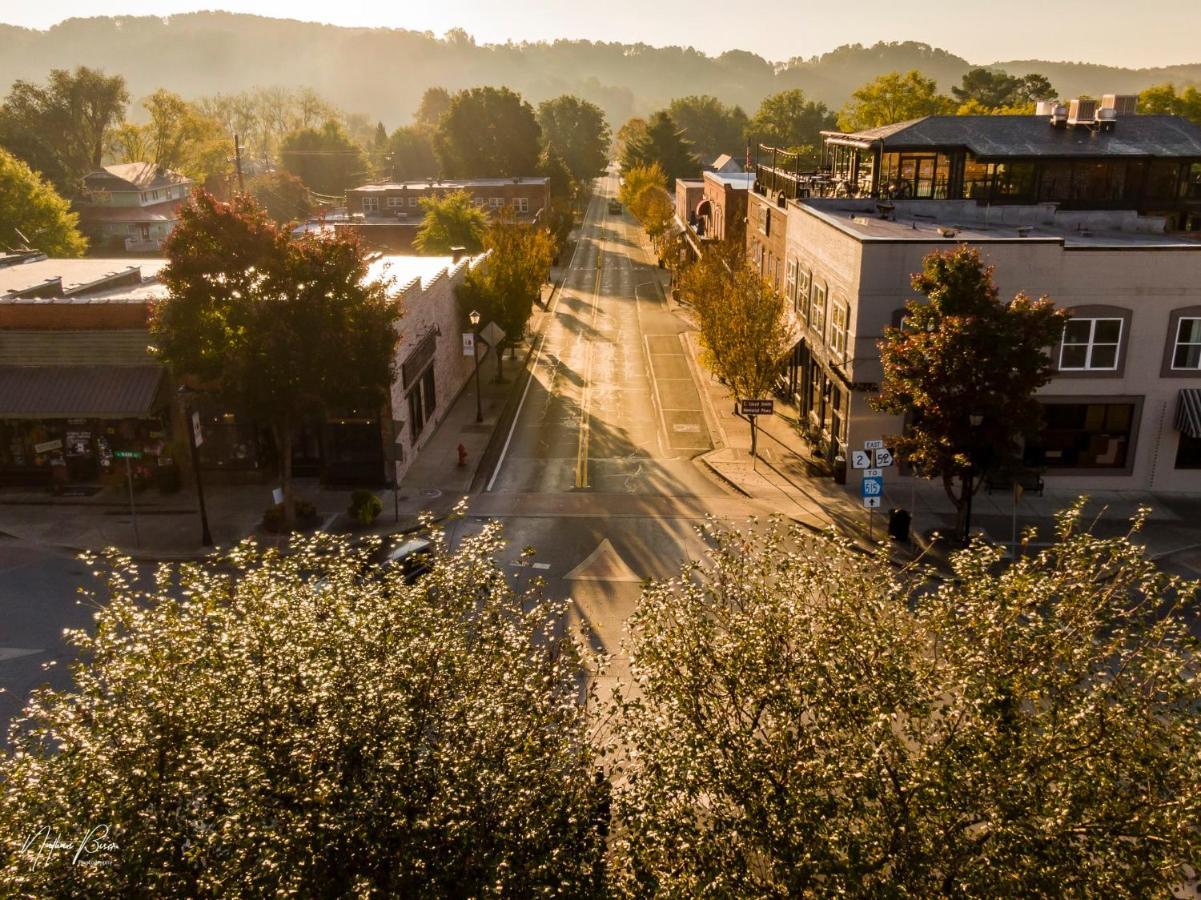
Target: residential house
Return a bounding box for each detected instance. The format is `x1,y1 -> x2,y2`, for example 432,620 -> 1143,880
767,98 -> 1201,493
76,163 -> 193,253
707,154 -> 744,174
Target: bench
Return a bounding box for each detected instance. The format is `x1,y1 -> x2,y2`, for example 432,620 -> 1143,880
984,470 -> 1045,497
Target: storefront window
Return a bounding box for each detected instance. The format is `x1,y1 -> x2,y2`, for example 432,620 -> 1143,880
963,156 -> 993,201
1176,433 -> 1201,469
1025,402 -> 1135,469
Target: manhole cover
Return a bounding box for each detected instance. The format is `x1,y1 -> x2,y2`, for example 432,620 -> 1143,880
420,488 -> 442,498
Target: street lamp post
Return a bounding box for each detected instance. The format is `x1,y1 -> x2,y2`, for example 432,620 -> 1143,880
177,386 -> 214,547
962,412 -> 984,547
469,309 -> 483,424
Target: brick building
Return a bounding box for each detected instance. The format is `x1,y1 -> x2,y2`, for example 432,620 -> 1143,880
695,171 -> 754,247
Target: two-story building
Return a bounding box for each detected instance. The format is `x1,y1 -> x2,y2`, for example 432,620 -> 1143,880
75,163 -> 193,253
694,170 -> 754,247
765,98 -> 1201,493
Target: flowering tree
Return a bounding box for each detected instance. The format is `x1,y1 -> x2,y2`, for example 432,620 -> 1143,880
608,510 -> 1201,896
873,246 -> 1066,535
0,517 -> 608,896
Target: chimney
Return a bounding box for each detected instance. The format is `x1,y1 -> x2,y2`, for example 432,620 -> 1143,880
451,246 -> 466,263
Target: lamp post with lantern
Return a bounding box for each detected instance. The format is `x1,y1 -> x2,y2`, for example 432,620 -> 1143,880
469,309 -> 483,424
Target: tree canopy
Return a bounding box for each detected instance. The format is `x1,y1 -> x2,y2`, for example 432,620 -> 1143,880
434,86 -> 542,178
0,148 -> 87,256
413,189 -> 488,255
619,111 -> 698,185
746,89 -> 837,161
0,523 -> 608,896
537,95 -> 611,185
610,511 -> 1201,896
838,70 -> 955,132
1139,83 -> 1201,124
279,118 -> 368,198
873,246 -> 1066,530
153,193 -> 398,528
0,65 -> 128,192
665,95 -> 748,162
952,68 -> 1055,111
110,89 -> 232,183
385,124 -> 438,181
245,170 -> 312,225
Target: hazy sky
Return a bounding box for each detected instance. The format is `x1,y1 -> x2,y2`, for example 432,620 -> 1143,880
3,1 -> 1198,69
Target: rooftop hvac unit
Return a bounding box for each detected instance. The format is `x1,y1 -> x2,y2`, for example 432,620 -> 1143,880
1102,94 -> 1139,116
1068,98 -> 1098,125
1050,103 -> 1068,127
1035,99 -> 1059,116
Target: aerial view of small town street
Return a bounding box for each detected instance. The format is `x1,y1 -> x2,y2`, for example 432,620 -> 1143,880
1,3 -> 1200,895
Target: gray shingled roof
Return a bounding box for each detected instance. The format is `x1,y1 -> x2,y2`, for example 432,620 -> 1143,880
835,116 -> 1201,158
83,163 -> 191,190
0,365 -> 164,418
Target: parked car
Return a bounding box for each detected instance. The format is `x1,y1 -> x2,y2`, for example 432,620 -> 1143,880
370,537 -> 433,585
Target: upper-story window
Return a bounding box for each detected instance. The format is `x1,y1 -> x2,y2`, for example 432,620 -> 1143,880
785,259 -> 797,310
798,269 -> 811,321
489,197 -> 504,209
362,196 -> 380,214
809,282 -> 827,338
514,197 -> 529,213
829,298 -> 849,361
386,196 -> 404,209
1059,318 -> 1123,371
408,196 -> 419,207
1171,317 -> 1201,370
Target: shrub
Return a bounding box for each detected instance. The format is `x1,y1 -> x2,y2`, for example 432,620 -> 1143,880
348,489 -> 382,526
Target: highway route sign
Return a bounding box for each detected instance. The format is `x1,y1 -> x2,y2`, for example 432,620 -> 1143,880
874,447 -> 895,467
864,439 -> 884,450
850,450 -> 872,469
863,496 -> 881,509
861,475 -> 883,498
864,467 -> 882,478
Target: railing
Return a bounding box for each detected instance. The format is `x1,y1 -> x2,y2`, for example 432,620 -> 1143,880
754,165 -> 871,201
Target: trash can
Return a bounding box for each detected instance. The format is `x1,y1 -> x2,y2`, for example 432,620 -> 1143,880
888,508 -> 911,543
833,454 -> 847,485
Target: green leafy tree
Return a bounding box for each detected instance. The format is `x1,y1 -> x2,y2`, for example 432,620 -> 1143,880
746,88 -> 837,164
0,522 -> 608,896
385,124 -> 438,181
0,148 -> 87,256
537,145 -> 574,206
414,86 -> 452,130
279,118 -> 368,197
434,87 -> 541,178
153,193 -> 398,530
110,89 -> 232,183
838,70 -> 955,132
613,117 -> 648,162
952,68 -> 1055,110
665,95 -> 748,161
609,510 -> 1201,896
537,95 -> 611,184
246,170 -> 312,224
873,246 -> 1066,536
413,189 -> 488,255
457,213 -> 555,381
678,246 -> 794,456
619,162 -> 667,207
629,183 -> 674,246
619,111 -> 698,185
0,66 -> 128,192
1139,83 -> 1201,124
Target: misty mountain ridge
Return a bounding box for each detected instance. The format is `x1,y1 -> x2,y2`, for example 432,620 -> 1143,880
1,13 -> 1198,128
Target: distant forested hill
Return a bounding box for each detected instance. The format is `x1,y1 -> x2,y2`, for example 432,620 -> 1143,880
0,14 -> 1198,126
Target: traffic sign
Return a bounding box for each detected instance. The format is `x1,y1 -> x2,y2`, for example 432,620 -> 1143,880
113,450 -> 142,459
873,447 -> 895,467
850,450 -> 872,469
741,399 -> 774,416
462,332 -> 476,356
864,439 -> 884,450
864,467 -> 883,478
479,321 -> 506,347
861,475 -> 883,497
863,496 -> 881,509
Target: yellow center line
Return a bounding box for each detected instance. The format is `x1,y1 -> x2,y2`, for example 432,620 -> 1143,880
575,245 -> 603,488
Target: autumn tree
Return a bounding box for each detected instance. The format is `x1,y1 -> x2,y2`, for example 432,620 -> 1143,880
873,246 -> 1066,538
413,189 -> 488,255
838,70 -> 955,132
619,111 -> 698,185
608,510 -> 1201,896
0,148 -> 87,256
0,522 -> 608,896
0,66 -> 128,192
618,162 -> 667,209
110,89 -> 232,183
153,193 -> 398,530
537,95 -> 611,185
434,87 -> 542,178
665,95 -> 748,161
613,117 -> 648,162
679,247 -> 794,456
628,183 -> 674,247
456,212 -> 555,381
746,88 -> 837,165
279,118 -> 368,197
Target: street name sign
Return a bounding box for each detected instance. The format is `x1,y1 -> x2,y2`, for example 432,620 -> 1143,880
741,399 -> 774,416
113,450 -> 142,459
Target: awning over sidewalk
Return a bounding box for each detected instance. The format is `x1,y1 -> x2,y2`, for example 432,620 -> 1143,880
0,365 -> 165,419
1176,389 -> 1201,439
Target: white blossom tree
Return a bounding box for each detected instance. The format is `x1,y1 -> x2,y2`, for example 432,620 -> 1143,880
0,513 -> 608,897
608,508 -> 1201,896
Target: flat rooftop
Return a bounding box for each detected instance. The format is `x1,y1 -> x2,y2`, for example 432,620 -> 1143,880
354,177 -> 549,192
798,199 -> 1201,249
0,259 -> 168,303
703,172 -> 755,189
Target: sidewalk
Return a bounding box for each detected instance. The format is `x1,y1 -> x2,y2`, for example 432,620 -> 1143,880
0,258 -> 570,561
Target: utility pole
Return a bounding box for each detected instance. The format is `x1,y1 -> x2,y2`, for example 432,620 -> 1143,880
234,133 -> 246,194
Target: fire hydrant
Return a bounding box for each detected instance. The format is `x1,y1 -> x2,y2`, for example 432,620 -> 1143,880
457,443 -> 468,467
